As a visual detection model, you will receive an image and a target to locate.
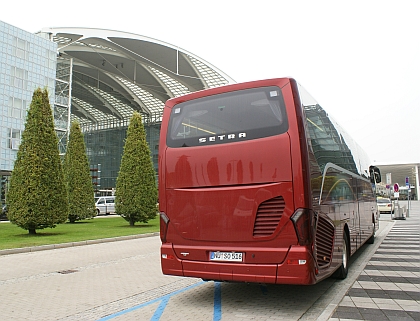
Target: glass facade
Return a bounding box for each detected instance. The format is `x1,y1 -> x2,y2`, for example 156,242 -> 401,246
0,20 -> 57,206
84,123 -> 161,192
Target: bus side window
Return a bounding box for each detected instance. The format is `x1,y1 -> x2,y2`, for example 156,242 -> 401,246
324,177 -> 355,203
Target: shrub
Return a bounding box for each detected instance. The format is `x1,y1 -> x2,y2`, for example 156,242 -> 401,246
7,88 -> 68,234
115,112 -> 158,226
63,121 -> 96,223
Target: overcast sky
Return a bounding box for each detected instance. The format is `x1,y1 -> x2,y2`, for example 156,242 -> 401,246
2,0 -> 419,165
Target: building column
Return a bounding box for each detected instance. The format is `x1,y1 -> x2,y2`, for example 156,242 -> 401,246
415,165 -> 419,201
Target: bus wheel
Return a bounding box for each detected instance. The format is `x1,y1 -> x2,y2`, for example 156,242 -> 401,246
334,233 -> 349,279
367,222 -> 375,244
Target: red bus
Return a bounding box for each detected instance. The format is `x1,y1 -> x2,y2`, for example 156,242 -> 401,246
159,78 -> 381,285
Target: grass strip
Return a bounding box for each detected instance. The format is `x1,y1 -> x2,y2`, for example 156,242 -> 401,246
0,216 -> 159,250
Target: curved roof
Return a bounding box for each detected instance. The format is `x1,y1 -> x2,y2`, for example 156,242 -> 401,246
40,27 -> 235,127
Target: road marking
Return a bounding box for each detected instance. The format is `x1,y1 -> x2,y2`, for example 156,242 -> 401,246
213,282 -> 222,321
151,297 -> 170,321
96,281 -> 204,321
260,284 -> 268,295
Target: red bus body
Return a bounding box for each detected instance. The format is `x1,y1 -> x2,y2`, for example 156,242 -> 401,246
159,78 -> 379,285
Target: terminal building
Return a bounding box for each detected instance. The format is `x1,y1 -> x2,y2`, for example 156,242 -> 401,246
0,21 -> 234,202
375,163 -> 419,201
1,20 -> 419,206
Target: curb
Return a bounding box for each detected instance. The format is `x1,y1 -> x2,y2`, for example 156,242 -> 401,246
0,232 -> 160,256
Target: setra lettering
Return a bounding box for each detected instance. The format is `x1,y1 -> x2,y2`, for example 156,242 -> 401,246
198,132 -> 247,143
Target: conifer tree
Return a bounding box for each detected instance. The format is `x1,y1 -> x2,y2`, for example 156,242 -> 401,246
7,88 -> 68,234
115,112 -> 158,226
63,121 -> 96,223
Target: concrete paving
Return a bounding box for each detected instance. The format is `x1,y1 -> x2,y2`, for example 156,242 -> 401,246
0,201 -> 418,320
330,200 -> 420,321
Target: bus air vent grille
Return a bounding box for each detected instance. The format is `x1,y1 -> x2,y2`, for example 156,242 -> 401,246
315,215 -> 335,268
253,196 -> 285,237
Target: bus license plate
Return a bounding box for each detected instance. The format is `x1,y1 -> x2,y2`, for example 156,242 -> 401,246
210,251 -> 243,262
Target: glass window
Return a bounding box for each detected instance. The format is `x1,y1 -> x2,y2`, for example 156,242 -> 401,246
9,129 -> 21,150
167,86 -> 288,147
13,37 -> 28,59
8,97 -> 25,119
10,67 -> 27,89
357,179 -> 374,201
323,176 -> 356,203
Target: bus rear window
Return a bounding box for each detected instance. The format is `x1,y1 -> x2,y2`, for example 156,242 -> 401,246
167,86 -> 288,147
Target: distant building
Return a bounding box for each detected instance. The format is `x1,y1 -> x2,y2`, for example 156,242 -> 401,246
376,163 -> 419,200
1,20 -> 418,206
0,21 -> 234,204
0,20 -> 57,206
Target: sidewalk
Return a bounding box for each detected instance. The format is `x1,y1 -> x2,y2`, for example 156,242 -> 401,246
330,201 -> 420,321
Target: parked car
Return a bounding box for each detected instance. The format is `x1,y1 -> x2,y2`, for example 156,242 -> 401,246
377,198 -> 394,214
95,196 -> 116,215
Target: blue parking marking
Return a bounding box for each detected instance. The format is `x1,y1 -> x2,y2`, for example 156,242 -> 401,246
96,281 -> 204,321
260,284 -> 268,295
151,296 -> 170,321
213,282 -> 222,321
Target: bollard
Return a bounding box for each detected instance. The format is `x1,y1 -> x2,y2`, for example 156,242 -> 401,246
393,203 -> 406,220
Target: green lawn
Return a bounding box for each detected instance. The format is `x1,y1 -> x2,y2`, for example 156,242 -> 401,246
0,216 -> 160,250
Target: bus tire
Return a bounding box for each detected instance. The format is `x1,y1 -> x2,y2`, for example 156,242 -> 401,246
334,232 -> 349,279
367,222 -> 375,244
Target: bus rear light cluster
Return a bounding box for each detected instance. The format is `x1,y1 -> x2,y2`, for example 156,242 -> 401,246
160,212 -> 170,243
162,254 -> 175,260
286,259 -> 307,265
291,208 -> 315,246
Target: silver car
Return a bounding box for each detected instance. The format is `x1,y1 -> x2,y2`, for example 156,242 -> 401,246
377,198 -> 394,214
95,196 -> 116,215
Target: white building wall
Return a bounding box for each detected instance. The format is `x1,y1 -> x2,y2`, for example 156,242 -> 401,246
0,20 -> 57,206
0,20 -> 57,172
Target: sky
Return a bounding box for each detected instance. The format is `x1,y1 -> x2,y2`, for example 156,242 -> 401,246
2,0 -> 419,165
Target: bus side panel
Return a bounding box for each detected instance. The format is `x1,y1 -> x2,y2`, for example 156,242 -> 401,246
286,79 -> 312,210
158,106 -> 172,213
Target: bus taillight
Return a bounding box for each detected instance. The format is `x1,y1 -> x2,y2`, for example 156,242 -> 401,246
291,209 -> 314,246
160,212 -> 170,243
287,259 -> 307,265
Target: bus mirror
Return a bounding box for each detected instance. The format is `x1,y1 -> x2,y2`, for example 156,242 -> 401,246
369,166 -> 381,184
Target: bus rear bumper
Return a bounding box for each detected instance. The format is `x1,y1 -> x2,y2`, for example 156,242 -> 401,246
275,246 -> 317,284
182,261 -> 278,284
161,244 -> 317,285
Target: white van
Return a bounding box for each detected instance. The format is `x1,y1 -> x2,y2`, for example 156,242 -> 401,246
95,196 -> 116,215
